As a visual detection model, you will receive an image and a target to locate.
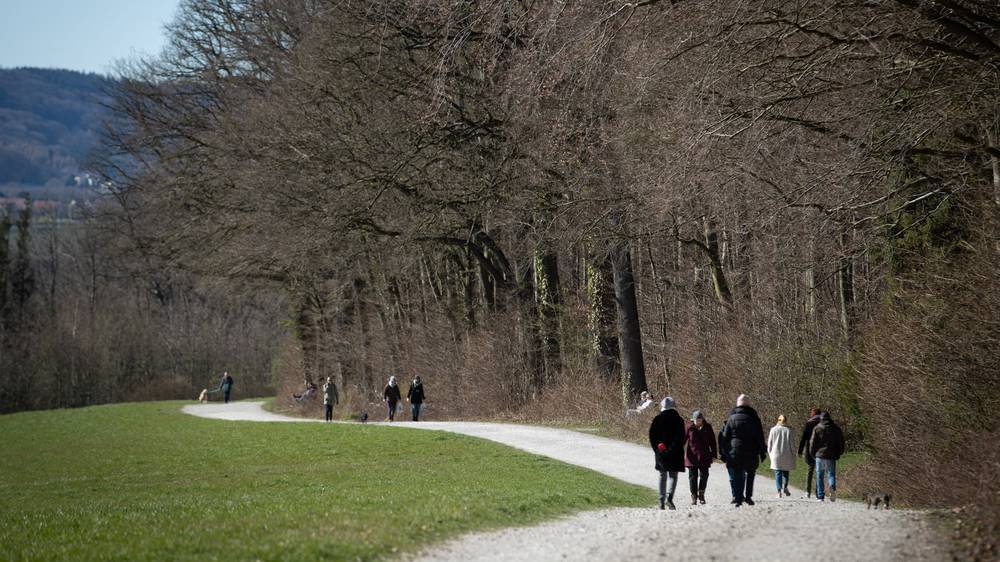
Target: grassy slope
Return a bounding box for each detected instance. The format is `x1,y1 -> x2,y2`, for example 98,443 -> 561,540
0,402 -> 653,562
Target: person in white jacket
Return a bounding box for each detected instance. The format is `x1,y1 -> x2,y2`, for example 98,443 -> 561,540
768,415 -> 797,498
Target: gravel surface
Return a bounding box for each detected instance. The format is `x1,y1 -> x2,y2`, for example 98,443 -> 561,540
184,401 -> 947,562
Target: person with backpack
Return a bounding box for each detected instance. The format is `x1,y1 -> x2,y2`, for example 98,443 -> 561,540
798,407 -> 822,498
383,376 -> 401,421
718,394 -> 766,507
767,414 -> 796,498
220,372 -> 234,404
685,410 -> 717,505
648,397 -> 686,510
406,375 -> 426,421
809,411 -> 845,502
323,377 -> 338,422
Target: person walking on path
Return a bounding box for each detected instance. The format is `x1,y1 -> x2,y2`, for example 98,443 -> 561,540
323,377 -> 338,422
685,410 -> 717,505
406,375 -> 426,421
798,407 -> 822,498
219,372 -> 234,404
768,415 -> 797,498
648,397 -> 686,510
809,411 -> 845,502
718,394 -> 766,507
383,376 -> 402,421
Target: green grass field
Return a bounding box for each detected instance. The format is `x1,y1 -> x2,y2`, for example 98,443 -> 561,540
0,401 -> 654,562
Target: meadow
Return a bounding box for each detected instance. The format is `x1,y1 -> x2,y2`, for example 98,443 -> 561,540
0,401 -> 653,561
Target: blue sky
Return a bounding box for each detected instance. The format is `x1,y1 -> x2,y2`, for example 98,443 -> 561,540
0,0 -> 180,75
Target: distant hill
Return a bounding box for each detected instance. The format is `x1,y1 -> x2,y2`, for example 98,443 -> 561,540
0,67 -> 110,188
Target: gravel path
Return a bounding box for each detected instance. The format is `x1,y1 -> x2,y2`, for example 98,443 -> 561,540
183,401 -> 946,562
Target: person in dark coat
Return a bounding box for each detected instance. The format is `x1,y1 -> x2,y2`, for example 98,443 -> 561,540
406,375 -> 426,421
797,407 -> 822,498
809,411 -> 845,502
220,372 -> 234,404
685,410 -> 717,505
718,394 -> 766,507
383,376 -> 401,421
648,396 -> 686,510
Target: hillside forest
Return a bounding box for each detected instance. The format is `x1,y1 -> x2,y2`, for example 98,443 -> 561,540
0,1 -> 997,557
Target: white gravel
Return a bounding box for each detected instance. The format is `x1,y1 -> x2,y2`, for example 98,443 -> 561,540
183,401 -> 946,562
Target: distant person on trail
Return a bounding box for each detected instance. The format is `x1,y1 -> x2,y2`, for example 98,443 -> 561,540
406,375 -> 426,421
383,376 -> 401,421
809,411 -> 845,502
718,394 -> 766,507
768,415 -> 796,498
648,396 -> 686,510
323,377 -> 338,422
685,409 -> 717,506
292,378 -> 317,403
220,372 -> 234,404
798,407 -> 823,498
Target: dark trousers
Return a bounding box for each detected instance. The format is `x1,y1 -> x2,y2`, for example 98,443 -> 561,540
325,404 -> 333,422
727,461 -> 758,503
387,401 -> 397,420
805,457 -> 815,496
688,466 -> 710,495
223,390 -> 231,404
411,402 -> 422,421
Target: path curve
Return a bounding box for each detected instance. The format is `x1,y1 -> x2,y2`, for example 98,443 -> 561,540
183,401 -> 945,562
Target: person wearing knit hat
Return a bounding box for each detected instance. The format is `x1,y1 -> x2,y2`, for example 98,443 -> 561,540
768,414 -> 797,498
718,393 -> 766,506
685,409 -> 717,505
648,396 -> 686,510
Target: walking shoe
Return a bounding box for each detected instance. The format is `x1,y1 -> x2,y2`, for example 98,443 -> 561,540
730,497 -> 738,504
691,494 -> 698,506
666,496 -> 676,510
783,488 -> 791,496
745,498 -> 755,506
817,496 -> 825,502
777,491 -> 784,499
698,490 -> 706,505
830,489 -> 836,502
734,501 -> 742,508
659,498 -> 665,510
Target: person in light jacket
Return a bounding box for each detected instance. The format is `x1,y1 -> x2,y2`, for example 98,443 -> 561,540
768,415 -> 797,498
685,410 -> 717,505
323,377 -> 338,422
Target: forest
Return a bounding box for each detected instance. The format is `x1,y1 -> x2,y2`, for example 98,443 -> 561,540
0,0 -> 997,557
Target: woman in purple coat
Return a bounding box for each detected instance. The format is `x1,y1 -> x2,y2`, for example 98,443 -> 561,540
685,410 -> 717,505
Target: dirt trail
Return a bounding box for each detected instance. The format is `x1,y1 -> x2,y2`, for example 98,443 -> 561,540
183,401 -> 946,562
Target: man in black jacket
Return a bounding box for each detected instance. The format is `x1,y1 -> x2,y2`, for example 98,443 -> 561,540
648,396 -> 686,510
718,394 -> 766,507
809,412 -> 845,502
798,407 -> 822,498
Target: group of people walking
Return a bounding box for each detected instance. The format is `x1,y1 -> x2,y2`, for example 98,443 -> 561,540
382,375 -> 426,421
648,394 -> 846,510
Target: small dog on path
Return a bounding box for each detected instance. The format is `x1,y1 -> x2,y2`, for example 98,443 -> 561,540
863,492 -> 892,510
198,389 -> 209,403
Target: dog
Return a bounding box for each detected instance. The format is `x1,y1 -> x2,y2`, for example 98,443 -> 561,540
198,388 -> 209,403
360,411 -> 368,424
863,492 -> 892,510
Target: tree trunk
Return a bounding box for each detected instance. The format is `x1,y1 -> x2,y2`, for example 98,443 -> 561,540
704,218 -> 733,308
612,238 -> 647,405
837,228 -> 855,344
534,248 -> 562,384
586,249 -> 619,382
